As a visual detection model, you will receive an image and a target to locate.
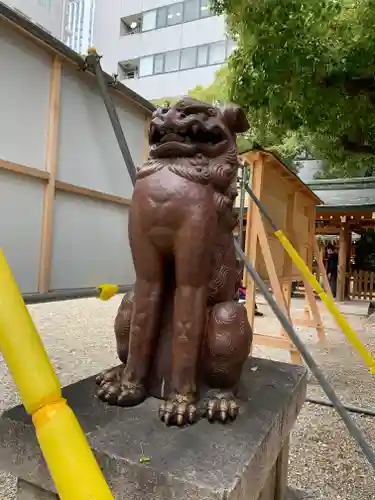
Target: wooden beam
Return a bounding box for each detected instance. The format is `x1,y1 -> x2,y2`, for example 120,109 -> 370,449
55,180 -> 132,206
38,56 -> 62,293
0,158 -> 49,180
279,192 -> 297,341
244,157 -> 264,330
337,222 -> 349,301
256,207 -> 301,364
313,237 -> 333,300
252,333 -> 298,352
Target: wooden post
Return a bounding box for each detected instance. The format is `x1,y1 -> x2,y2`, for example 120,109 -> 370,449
313,238 -> 333,301
38,56 -> 62,292
337,222 -> 349,301
244,155 -> 264,330
345,228 -> 352,299
281,193 -> 296,307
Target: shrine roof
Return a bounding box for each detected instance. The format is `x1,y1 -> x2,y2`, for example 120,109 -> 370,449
307,177 -> 375,212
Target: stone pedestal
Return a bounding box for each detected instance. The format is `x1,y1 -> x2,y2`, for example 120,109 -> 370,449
0,358 -> 307,500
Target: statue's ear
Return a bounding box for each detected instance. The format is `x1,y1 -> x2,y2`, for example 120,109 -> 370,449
222,104 -> 249,134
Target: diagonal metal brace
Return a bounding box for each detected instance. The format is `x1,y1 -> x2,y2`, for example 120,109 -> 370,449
85,49 -> 137,185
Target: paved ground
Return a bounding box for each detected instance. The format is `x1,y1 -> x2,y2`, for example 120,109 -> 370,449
0,296 -> 375,499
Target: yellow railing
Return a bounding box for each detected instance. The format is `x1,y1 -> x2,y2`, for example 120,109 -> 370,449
0,250 -> 113,500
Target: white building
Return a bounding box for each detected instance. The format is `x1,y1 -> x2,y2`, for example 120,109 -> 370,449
63,0 -> 95,54
93,0 -> 233,100
2,0 -> 95,53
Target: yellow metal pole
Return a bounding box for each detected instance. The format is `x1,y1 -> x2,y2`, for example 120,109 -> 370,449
274,231 -> 375,374
0,250 -> 114,500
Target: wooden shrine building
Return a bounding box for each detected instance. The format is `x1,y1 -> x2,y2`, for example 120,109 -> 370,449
307,177 -> 375,301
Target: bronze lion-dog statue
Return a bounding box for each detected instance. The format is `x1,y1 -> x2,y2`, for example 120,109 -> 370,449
96,97 -> 253,426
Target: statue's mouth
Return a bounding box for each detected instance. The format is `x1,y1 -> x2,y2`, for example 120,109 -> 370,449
149,120 -> 229,158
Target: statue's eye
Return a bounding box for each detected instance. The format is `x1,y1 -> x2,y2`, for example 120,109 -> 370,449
207,108 -> 216,116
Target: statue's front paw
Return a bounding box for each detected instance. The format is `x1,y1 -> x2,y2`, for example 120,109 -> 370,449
159,394 -> 197,426
204,392 -> 238,422
96,379 -> 121,404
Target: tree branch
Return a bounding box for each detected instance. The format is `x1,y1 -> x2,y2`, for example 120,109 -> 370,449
322,75 -> 375,96
341,135 -> 375,154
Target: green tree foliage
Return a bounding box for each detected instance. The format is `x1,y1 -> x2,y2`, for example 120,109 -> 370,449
206,0 -> 375,178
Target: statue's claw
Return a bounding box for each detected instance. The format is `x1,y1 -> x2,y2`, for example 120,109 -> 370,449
205,393 -> 239,422
159,395 -> 197,426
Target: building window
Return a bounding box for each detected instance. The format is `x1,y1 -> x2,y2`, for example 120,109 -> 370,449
118,60 -> 139,80
142,10 -> 156,31
184,0 -> 200,22
199,0 -> 211,18
121,0 -> 215,37
209,41 -> 226,65
139,55 -> 154,77
197,45 -> 209,66
181,46 -> 197,70
154,54 -> 164,74
119,40 -> 234,81
156,6 -> 168,29
164,50 -> 180,72
167,3 -> 183,26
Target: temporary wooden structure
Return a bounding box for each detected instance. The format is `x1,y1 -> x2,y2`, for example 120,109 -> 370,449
0,4 -> 152,296
240,149 -> 328,364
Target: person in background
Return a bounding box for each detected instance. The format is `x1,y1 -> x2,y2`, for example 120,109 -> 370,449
238,283 -> 264,317
326,244 -> 339,298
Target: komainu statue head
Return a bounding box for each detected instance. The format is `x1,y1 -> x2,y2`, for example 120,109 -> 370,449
149,97 -> 249,159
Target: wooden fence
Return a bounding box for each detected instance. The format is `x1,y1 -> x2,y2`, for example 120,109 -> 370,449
348,271 -> 375,300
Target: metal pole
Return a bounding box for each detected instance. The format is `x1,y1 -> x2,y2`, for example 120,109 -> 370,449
22,285 -> 131,305
307,397 -> 375,418
234,239 -> 375,469
85,50 -> 137,186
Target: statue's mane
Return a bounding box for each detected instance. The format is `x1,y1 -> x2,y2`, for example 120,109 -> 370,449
136,147 -> 239,221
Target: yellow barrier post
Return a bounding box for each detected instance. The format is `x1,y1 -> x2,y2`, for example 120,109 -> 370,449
0,250 -> 114,500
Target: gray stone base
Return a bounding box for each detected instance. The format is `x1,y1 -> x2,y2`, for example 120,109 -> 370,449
16,482 -> 315,500
0,358 -> 307,500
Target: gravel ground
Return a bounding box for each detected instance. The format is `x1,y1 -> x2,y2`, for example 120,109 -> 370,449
0,296 -> 375,499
